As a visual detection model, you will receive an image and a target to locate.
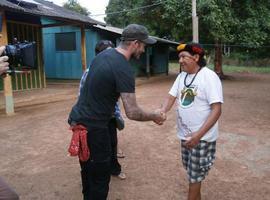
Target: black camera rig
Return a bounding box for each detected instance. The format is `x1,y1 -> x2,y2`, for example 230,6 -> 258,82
1,38 -> 37,75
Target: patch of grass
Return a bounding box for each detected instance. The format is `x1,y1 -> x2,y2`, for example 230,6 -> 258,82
169,62 -> 270,74
209,64 -> 270,74
225,65 -> 270,73
169,62 -> 180,69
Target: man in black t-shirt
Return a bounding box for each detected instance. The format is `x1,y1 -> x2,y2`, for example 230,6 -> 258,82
68,24 -> 166,200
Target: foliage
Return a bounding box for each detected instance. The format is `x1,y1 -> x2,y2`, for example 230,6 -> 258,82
106,0 -> 270,73
105,0 -> 270,50
231,0 -> 270,48
198,0 -> 235,43
63,0 -> 90,16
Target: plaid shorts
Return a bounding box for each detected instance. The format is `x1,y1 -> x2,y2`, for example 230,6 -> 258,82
181,140 -> 216,183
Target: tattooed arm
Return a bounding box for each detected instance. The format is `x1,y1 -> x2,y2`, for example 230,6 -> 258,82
121,93 -> 165,122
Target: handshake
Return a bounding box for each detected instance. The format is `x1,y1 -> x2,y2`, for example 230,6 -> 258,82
153,109 -> 166,125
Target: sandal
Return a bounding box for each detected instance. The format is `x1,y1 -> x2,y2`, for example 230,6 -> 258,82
116,172 -> 126,180
117,151 -> 125,158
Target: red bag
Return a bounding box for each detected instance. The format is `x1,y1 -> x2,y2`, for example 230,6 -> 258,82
68,125 -> 90,162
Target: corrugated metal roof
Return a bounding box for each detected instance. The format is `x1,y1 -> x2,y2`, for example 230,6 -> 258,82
0,0 -> 105,26
95,25 -> 123,35
94,24 -> 178,45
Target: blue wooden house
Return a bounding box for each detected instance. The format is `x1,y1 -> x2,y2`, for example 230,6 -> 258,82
42,21 -> 100,79
1,0 -> 178,84
0,0 -> 104,91
0,0 -> 104,113
43,24 -> 178,79
92,25 -> 179,77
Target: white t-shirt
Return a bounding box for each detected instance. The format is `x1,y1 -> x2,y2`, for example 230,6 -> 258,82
169,67 -> 223,142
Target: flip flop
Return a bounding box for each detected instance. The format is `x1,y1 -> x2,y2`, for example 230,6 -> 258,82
117,152 -> 125,158
116,172 -> 126,180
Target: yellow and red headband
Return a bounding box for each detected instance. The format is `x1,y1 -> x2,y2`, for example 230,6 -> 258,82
177,43 -> 205,56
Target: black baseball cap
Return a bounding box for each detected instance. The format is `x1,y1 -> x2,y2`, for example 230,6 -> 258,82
121,24 -> 157,45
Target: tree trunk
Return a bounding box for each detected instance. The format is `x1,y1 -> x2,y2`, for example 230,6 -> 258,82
214,40 -> 225,78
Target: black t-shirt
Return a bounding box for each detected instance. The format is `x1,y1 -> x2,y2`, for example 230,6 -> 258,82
68,48 -> 135,128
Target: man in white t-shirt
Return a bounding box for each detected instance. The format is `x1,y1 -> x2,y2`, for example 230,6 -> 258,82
161,43 -> 223,200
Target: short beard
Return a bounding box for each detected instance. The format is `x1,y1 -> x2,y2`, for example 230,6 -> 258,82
131,52 -> 141,60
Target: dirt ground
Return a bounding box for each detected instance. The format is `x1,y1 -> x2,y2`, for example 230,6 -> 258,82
0,70 -> 269,200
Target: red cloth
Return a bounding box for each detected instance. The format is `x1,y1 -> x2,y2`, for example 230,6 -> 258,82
68,125 -> 90,162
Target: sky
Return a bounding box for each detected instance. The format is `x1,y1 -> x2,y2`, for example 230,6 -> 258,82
52,0 -> 109,22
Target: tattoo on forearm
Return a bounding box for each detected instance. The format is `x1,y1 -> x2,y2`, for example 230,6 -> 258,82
121,93 -> 155,121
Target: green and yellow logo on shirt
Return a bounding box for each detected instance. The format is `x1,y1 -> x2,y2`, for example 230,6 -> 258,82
180,86 -> 197,108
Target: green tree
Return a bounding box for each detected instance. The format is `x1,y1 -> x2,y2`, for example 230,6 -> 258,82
230,0 -> 270,59
105,0 -> 137,28
105,0 -> 270,76
197,0 -> 235,77
63,0 -> 90,16
231,0 -> 270,47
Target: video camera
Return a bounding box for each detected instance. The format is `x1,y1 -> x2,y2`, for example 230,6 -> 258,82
1,38 -> 37,74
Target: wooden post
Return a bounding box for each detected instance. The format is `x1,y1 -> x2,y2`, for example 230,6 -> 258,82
0,11 -> 14,114
192,0 -> 199,43
81,26 -> 87,71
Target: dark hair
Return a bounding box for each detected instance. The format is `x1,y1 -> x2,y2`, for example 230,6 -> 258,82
192,53 -> 206,67
95,40 -> 115,55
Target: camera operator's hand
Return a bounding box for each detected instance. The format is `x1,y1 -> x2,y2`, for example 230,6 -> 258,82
153,109 -> 166,125
0,46 -> 9,75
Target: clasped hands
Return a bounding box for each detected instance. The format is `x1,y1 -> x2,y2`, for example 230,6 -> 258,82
153,109 -> 166,125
